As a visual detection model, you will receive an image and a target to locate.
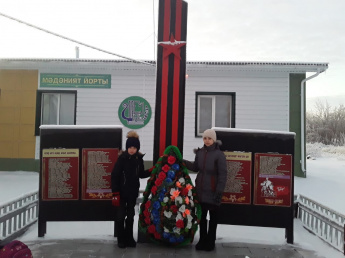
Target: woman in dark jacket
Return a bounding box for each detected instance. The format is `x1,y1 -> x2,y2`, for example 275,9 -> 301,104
111,131 -> 151,248
184,129 -> 227,251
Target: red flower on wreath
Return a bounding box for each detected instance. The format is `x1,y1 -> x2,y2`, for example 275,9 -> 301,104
145,217 -> 151,225
148,224 -> 156,234
170,205 -> 178,213
158,172 -> 166,180
155,178 -> 163,187
154,231 -> 161,239
182,187 -> 189,196
151,186 -> 157,195
145,200 -> 151,209
162,164 -> 170,172
176,219 -> 184,228
167,155 -> 176,165
143,209 -> 150,218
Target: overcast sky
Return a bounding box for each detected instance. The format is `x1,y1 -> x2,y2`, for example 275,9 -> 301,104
1,0 -> 344,99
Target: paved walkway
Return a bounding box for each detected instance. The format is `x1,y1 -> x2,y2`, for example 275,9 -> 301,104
27,239 -> 323,258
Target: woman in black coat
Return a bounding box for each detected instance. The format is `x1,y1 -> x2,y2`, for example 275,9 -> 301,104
111,131 -> 151,248
184,129 -> 227,251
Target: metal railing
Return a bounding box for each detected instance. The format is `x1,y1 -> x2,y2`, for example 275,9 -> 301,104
0,191 -> 39,246
295,194 -> 345,255
1,190 -> 344,255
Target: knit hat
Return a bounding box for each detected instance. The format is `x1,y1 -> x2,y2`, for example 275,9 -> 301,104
126,131 -> 140,151
202,129 -> 217,142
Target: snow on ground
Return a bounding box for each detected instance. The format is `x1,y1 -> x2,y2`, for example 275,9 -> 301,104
295,157 -> 345,215
1,143 -> 345,257
0,171 -> 39,205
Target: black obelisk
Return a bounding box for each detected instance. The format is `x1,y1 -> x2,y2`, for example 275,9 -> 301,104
153,0 -> 188,163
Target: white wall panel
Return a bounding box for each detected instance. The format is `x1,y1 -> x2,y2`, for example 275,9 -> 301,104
182,70 -> 290,161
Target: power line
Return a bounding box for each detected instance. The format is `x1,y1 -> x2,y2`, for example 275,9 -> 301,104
0,11 -> 155,66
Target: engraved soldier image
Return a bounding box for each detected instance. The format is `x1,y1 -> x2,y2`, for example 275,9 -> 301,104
260,177 -> 276,197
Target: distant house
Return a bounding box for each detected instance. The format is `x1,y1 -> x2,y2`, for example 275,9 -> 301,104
0,59 -> 328,177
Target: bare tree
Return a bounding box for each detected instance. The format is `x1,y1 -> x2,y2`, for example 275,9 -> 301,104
306,100 -> 345,146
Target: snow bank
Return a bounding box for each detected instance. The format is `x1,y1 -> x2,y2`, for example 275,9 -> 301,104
307,142 -> 345,160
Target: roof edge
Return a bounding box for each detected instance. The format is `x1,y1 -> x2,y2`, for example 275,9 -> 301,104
0,58 -> 329,67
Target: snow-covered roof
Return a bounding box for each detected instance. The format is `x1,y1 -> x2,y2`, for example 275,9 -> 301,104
0,58 -> 328,73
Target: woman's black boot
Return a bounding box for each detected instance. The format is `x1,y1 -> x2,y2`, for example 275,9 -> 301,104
195,219 -> 208,250
204,219 -> 217,251
125,218 -> 137,247
116,220 -> 126,248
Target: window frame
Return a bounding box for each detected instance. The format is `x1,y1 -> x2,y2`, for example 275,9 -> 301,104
195,92 -> 236,137
35,90 -> 77,135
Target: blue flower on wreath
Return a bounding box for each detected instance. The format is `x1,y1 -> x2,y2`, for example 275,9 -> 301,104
177,235 -> 184,242
163,232 -> 170,239
172,164 -> 180,171
165,178 -> 173,184
167,170 -> 175,179
159,193 -> 165,201
161,187 -> 167,193
153,201 -> 161,210
152,209 -> 159,218
169,236 -> 177,243
153,217 -> 160,225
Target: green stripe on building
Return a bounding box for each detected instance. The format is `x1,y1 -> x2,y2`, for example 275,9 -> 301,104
289,73 -> 306,178
0,158 -> 40,172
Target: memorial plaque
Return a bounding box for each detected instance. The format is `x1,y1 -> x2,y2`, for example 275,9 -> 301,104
222,152 -> 252,204
42,149 -> 79,200
82,148 -> 118,200
254,153 -> 292,206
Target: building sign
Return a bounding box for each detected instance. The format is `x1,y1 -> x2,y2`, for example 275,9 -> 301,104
118,96 -> 152,129
40,73 -> 111,88
82,148 -> 118,200
222,152 -> 252,204
254,153 -> 292,207
42,149 -> 79,200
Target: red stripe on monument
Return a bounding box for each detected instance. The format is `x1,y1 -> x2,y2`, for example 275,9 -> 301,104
159,0 -> 171,156
171,0 -> 182,146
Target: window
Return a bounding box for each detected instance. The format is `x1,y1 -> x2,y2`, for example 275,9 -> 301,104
195,92 -> 235,136
35,90 -> 77,135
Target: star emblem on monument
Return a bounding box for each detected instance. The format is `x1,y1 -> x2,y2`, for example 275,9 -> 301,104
158,34 -> 186,60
